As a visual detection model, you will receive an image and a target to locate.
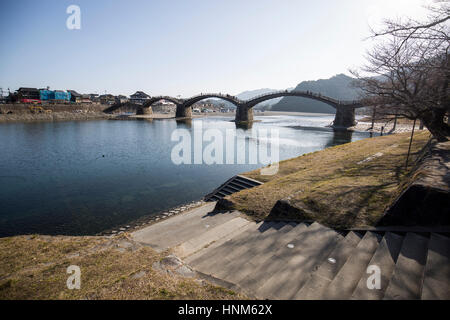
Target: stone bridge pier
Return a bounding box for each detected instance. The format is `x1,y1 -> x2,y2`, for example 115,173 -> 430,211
235,105 -> 254,125
136,106 -> 153,115
332,106 -> 356,130
176,104 -> 192,118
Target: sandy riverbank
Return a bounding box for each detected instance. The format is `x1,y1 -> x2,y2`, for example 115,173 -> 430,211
351,120 -> 425,134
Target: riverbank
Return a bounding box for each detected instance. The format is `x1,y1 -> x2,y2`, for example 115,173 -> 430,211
218,131 -> 431,229
0,103 -> 113,122
0,111 -> 114,122
351,119 -> 423,134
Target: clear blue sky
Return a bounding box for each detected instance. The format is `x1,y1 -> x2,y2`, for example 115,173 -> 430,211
0,0 -> 430,97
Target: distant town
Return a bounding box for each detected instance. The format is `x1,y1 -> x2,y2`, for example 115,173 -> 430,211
0,87 -> 235,114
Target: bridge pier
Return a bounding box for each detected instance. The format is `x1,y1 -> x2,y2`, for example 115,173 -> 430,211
332,106 -> 356,130
136,106 -> 153,115
235,105 -> 254,125
176,105 -> 192,118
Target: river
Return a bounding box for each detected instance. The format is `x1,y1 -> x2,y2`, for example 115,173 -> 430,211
0,114 -> 374,237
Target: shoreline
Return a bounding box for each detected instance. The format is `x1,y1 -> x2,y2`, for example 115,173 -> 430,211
0,111 -> 114,123
96,199 -> 207,237
0,109 -> 422,135
351,120 -> 425,134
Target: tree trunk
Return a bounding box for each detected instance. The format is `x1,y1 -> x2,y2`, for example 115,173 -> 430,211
421,108 -> 450,142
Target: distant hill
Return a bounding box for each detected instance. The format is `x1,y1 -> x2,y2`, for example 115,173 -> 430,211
271,74 -> 360,114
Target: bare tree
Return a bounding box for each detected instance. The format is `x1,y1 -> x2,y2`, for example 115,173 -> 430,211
353,2 -> 450,141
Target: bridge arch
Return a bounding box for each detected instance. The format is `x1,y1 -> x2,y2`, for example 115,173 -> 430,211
142,96 -> 183,108
244,91 -> 343,109
237,91 -> 361,128
182,94 -> 243,108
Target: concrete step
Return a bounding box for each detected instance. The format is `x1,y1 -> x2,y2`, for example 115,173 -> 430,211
217,190 -> 231,197
192,222 -> 288,277
147,211 -> 240,251
253,222 -> 344,300
205,175 -> 262,202
322,231 -> 382,300
173,217 -> 252,258
131,202 -> 238,251
223,186 -> 240,193
234,176 -> 262,187
384,232 -> 429,300
351,232 -> 404,300
217,223 -> 299,283
184,222 -> 260,266
228,180 -> 254,190
421,233 -> 450,300
132,202 -> 215,247
294,231 -> 363,300
236,223 -> 310,295
189,222 -> 279,274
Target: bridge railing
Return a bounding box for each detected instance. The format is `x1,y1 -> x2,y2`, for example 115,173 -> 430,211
184,93 -> 244,104
248,91 -> 363,106
144,93 -> 362,107
338,100 -> 362,106
247,90 -> 342,104
248,90 -> 290,100
148,96 -> 183,104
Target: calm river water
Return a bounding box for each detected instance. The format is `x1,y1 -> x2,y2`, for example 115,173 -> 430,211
0,114 -> 374,237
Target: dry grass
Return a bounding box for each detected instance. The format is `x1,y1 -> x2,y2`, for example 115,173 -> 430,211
228,131 -> 431,229
0,234 -> 243,300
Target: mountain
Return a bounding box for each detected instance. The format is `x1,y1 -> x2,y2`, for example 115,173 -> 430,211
271,74 -> 360,114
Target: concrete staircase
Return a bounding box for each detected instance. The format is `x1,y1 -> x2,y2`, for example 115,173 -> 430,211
204,175 -> 263,202
131,203 -> 450,300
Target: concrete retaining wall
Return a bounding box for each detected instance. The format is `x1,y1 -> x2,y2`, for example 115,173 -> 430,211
378,140 -> 450,226
0,103 -> 107,114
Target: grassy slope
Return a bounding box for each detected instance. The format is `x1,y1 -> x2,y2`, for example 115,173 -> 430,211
0,234 -> 243,300
228,131 -> 430,229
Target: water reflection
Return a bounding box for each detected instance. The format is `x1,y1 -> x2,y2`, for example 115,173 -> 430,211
325,130 -> 354,148
176,119 -> 192,128
235,122 -> 253,130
